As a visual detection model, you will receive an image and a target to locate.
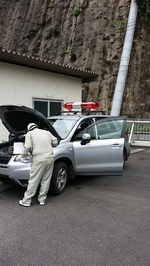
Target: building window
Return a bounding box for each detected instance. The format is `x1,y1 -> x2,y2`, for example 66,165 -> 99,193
33,99 -> 62,117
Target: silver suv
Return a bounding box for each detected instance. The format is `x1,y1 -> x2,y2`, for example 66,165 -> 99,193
0,104 -> 130,195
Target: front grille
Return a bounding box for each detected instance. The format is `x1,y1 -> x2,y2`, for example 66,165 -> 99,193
0,155 -> 11,164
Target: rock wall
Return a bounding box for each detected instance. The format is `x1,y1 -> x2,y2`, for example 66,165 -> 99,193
0,0 -> 149,117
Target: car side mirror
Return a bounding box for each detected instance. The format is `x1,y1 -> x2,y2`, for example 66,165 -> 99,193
80,133 -> 91,145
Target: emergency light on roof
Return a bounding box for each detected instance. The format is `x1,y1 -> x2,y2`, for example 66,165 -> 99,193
63,102 -> 99,110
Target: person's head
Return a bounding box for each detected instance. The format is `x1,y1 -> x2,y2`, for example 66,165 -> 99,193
27,123 -> 39,131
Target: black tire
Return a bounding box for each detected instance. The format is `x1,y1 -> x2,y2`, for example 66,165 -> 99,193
50,162 -> 68,196
123,151 -> 126,169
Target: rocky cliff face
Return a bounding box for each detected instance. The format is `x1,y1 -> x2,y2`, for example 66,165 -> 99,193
0,0 -> 149,117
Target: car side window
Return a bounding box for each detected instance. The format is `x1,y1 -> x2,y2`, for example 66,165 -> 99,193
74,119 -> 125,141
74,119 -> 93,140
97,120 -> 124,139
74,123 -> 97,141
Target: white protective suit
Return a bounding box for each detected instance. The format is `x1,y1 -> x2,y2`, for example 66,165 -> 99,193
21,127 -> 58,205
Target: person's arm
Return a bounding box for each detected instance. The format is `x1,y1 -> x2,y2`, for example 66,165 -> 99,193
51,134 -> 58,147
21,133 -> 32,157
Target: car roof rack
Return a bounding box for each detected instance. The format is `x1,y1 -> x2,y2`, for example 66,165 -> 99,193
56,111 -> 79,115
84,110 -> 106,115
56,110 -> 106,116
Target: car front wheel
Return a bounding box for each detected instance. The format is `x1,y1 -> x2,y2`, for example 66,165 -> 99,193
50,162 -> 68,195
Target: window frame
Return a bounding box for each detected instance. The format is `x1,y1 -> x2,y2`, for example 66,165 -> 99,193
33,98 -> 63,117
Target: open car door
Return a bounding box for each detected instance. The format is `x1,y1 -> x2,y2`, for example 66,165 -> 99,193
73,117 -> 127,176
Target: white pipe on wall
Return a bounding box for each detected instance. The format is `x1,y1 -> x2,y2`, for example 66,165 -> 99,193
110,0 -> 138,116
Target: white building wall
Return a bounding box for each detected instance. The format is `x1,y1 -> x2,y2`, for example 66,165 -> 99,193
0,62 -> 82,141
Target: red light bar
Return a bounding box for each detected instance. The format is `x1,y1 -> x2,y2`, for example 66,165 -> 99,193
64,102 -> 99,110
81,102 -> 99,109
64,102 -> 74,109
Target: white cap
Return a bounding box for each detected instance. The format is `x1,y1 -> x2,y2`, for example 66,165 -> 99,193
27,123 -> 38,131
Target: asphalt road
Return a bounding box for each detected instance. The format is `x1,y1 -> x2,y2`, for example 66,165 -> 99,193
0,149 -> 150,266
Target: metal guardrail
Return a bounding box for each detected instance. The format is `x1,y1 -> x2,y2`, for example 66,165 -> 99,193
127,119 -> 150,147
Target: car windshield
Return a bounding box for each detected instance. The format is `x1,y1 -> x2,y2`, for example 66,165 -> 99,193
48,118 -> 77,138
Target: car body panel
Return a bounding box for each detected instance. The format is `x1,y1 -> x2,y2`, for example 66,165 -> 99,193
73,117 -> 126,174
0,155 -> 31,186
73,138 -> 124,175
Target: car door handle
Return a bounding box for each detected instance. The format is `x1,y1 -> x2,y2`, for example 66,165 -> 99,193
111,143 -> 122,147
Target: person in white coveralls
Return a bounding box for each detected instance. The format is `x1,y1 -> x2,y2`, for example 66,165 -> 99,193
19,123 -> 58,207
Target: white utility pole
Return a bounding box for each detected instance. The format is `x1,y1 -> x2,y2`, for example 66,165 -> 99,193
111,0 -> 138,116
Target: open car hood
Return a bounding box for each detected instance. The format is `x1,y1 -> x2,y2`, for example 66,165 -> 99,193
0,105 -> 60,139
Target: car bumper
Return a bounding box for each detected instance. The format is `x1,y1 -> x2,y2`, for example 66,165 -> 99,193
0,159 -> 31,187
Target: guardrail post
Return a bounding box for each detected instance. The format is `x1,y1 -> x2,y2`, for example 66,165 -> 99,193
129,122 -> 134,144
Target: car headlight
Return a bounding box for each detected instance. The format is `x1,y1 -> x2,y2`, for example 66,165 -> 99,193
14,154 -> 32,163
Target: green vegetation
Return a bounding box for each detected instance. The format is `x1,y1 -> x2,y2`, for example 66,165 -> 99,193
73,7 -> 81,17
112,18 -> 127,26
32,52 -> 38,57
48,4 -> 55,9
126,123 -> 150,133
65,46 -> 71,54
136,0 -> 150,28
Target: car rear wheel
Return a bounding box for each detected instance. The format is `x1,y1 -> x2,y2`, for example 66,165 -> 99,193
123,150 -> 126,169
50,162 -> 68,195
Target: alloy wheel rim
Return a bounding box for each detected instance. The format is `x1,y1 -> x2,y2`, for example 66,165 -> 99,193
57,168 -> 67,190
